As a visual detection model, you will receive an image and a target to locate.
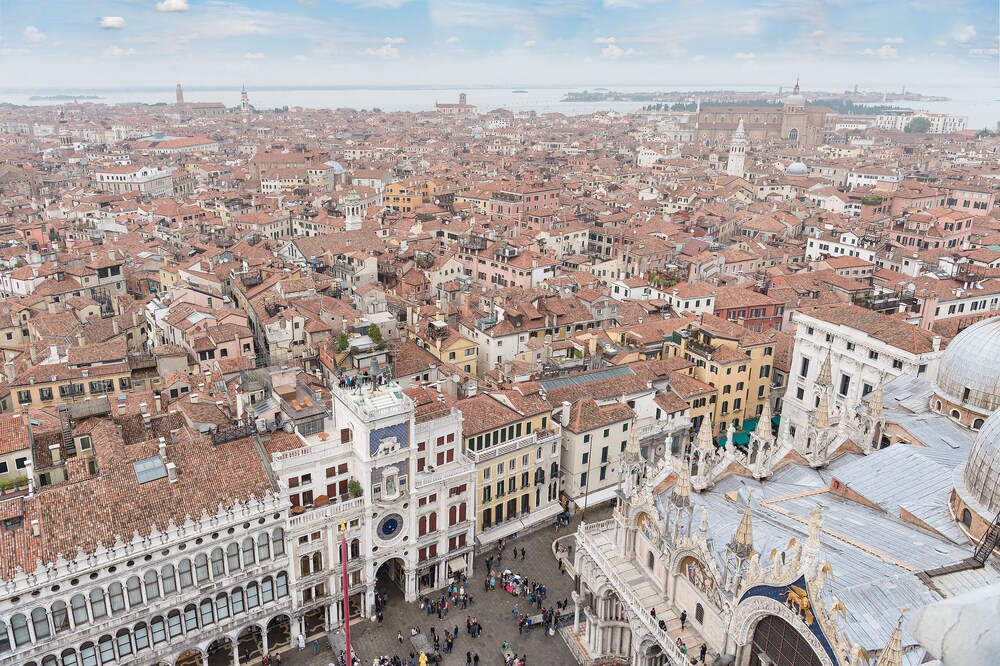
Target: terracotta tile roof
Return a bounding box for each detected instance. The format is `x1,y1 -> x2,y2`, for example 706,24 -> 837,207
799,303 -> 939,354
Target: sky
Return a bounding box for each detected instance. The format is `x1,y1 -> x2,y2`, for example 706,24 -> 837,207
0,0 -> 997,90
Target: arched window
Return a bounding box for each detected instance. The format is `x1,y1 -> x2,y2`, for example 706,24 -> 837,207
257,533 -> 271,561
646,552 -> 655,570
160,564 -> 177,595
194,554 -> 210,582
963,509 -> 973,527
754,115 -> 760,123
418,515 -> 427,537
143,570 -> 159,600
31,606 -> 51,639
97,635 -> 114,663
89,588 -> 107,620
51,600 -> 70,634
719,115 -> 726,123
449,505 -> 458,526
199,599 -> 214,626
211,547 -> 225,576
429,512 -> 437,533
950,409 -> 961,420
115,628 -> 133,657
183,604 -> 198,631
231,587 -> 246,614
459,503 -> 467,522
262,577 -> 275,603
300,555 -> 311,577
215,593 -> 230,621
177,559 -> 194,588
242,537 -> 256,565
150,616 -> 167,644
695,603 -> 705,624
0,620 -> 10,653
167,610 -> 183,638
133,622 -> 150,651
550,462 -> 558,478
80,643 -> 98,666
61,648 -> 79,666
277,572 -> 289,598
272,528 -> 285,556
227,543 -> 241,571
10,613 -> 31,646
974,418 -> 985,429
126,576 -> 143,607
935,400 -> 942,411
42,657 -> 58,666
788,128 -> 799,141
246,582 -> 260,609
312,552 -> 323,572
107,582 -> 125,614
350,539 -> 361,559
534,468 -> 545,485
71,594 -> 89,625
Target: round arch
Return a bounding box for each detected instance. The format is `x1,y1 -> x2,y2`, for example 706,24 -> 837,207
175,648 -> 203,666
266,614 -> 292,651
730,597 -> 835,666
205,635 -> 235,666
236,624 -> 264,663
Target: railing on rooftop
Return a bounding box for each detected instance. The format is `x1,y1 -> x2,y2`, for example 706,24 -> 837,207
468,426 -> 561,463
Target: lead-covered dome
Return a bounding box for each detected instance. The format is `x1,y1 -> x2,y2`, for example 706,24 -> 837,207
964,410 -> 1000,515
785,162 -> 808,176
936,316 -> 1000,415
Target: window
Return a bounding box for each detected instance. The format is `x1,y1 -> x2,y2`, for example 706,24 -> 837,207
161,564 -> 176,594
71,594 -> 88,625
242,538 -> 255,565
126,575 -> 143,606
134,622 -> 150,651
16,390 -> 31,405
211,548 -> 225,576
133,456 -> 167,484
580,472 -> 588,487
183,605 -> 198,631
892,359 -> 903,370
846,342 -> 855,351
90,588 -> 107,619
869,350 -> 879,360
200,599 -> 214,626
796,387 -> 805,401
231,588 -> 245,614
799,357 -> 810,378
839,374 -> 851,397
39,387 -> 53,401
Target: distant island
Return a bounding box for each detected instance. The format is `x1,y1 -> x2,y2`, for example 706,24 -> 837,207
512,90 -> 528,94
28,94 -> 101,101
562,89 -> 949,104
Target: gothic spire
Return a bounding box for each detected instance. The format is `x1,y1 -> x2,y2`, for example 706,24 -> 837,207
672,461 -> 692,508
817,347 -> 832,387
695,414 -> 715,453
816,389 -> 830,429
877,612 -> 906,666
756,399 -> 772,439
728,501 -> 755,559
869,375 -> 885,421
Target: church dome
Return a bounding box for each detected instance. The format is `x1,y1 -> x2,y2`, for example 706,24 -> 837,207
785,162 -> 808,176
963,409 -> 1000,515
935,316 -> 1000,415
784,93 -> 805,107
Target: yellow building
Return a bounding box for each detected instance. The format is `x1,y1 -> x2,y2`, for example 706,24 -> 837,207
384,179 -> 437,213
409,318 -> 478,376
457,392 -> 562,543
11,341 -> 134,409
663,314 -> 775,438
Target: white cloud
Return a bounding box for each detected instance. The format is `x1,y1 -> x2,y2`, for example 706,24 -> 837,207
969,47 -> 999,58
951,25 -> 976,45
523,40 -> 536,47
156,0 -> 190,11
340,0 -> 413,6
600,39 -> 637,58
243,51 -> 265,60
810,30 -> 824,38
429,1 -> 536,31
102,45 -> 138,58
734,52 -> 756,60
691,54 -> 705,62
294,54 -> 309,61
446,36 -> 461,44
359,38 -> 402,58
859,37 -> 901,59
100,16 -> 126,29
23,26 -> 46,43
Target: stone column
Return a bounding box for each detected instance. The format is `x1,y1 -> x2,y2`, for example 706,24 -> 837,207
262,629 -> 270,656
201,653 -> 209,666
573,596 -> 582,631
231,640 -> 240,666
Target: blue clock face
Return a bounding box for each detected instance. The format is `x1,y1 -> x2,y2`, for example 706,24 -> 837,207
378,513 -> 403,540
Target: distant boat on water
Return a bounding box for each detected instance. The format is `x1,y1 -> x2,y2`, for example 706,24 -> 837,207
512,90 -> 528,93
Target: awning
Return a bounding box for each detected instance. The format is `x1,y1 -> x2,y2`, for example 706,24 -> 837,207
571,485 -> 620,510
733,433 -> 751,446
447,556 -> 467,574
475,519 -> 524,546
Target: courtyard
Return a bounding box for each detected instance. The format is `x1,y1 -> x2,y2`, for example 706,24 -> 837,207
277,506 -> 612,666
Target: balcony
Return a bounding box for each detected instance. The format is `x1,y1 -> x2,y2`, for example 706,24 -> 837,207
333,380 -> 412,422
467,426 -> 562,464
577,521 -> 690,666
288,497 -> 364,529
414,457 -> 476,489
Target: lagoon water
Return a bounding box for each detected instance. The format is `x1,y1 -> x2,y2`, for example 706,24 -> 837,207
2,84 -> 997,129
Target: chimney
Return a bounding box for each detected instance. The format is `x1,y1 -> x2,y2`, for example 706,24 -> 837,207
932,335 -> 941,352
158,436 -> 167,460
190,393 -> 199,404
117,398 -> 127,415
139,402 -> 148,415
112,319 -> 119,335
166,461 -> 178,482
49,345 -> 59,362
154,391 -> 162,413
31,519 -> 41,537
560,401 -> 571,428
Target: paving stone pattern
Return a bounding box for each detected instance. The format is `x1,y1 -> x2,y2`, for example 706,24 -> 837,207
280,507 -> 612,666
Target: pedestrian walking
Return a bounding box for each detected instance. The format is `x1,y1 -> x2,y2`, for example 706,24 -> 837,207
699,644 -> 707,664
680,610 -> 687,630
398,630 -> 403,644
473,654 -> 479,666
521,547 -> 525,560
313,640 -> 320,655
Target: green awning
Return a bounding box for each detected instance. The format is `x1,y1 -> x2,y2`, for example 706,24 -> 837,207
744,418 -> 760,433
733,433 -> 751,446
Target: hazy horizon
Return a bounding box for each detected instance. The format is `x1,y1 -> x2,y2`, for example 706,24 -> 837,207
1,0 -> 997,90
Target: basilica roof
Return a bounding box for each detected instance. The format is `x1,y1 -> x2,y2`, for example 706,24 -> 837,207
935,316 -> 1000,415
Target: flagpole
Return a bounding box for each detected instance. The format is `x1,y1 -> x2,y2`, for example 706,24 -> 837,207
341,518 -> 352,666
